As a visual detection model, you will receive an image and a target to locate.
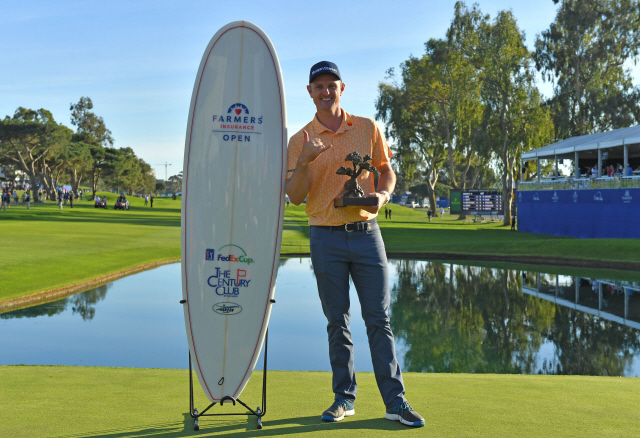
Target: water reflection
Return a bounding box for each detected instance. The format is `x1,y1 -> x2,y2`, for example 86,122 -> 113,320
1,284 -> 110,321
1,260 -> 639,376
389,261 -> 640,376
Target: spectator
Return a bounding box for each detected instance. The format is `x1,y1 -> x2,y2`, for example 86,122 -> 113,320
385,206 -> 388,219
13,191 -> 18,206
388,207 -> 392,219
144,195 -> 148,206
69,190 -> 74,208
25,190 -> 31,210
150,195 -> 154,208
2,191 -> 10,211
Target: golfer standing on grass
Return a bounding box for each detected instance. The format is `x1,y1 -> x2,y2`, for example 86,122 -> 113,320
285,61 -> 424,428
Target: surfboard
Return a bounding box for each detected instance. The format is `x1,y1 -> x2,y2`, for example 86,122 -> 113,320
181,21 -> 287,402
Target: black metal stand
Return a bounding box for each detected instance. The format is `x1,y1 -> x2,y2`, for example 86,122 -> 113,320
188,329 -> 269,431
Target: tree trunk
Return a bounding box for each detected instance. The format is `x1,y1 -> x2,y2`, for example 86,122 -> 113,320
501,104 -> 512,226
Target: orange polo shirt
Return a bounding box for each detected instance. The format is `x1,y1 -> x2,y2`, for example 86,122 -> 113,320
286,110 -> 393,226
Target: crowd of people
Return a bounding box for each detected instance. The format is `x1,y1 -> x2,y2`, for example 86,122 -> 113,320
586,163 -> 640,177
1,181 -> 33,211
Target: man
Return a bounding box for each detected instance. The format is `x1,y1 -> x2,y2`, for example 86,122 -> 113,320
285,61 -> 424,428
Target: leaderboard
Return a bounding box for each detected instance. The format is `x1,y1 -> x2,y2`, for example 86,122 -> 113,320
461,190 -> 503,214
450,189 -> 504,214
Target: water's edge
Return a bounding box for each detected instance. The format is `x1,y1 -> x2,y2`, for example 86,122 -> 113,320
3,251 -> 639,314
0,259 -> 180,314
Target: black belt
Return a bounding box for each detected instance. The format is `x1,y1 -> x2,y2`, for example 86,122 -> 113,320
315,218 -> 376,232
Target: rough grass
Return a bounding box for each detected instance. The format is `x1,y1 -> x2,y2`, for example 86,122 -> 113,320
1,366 -> 638,437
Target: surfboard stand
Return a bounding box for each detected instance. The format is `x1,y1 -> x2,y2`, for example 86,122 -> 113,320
188,329 -> 269,431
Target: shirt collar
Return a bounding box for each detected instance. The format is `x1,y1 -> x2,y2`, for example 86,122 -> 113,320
312,109 -> 353,135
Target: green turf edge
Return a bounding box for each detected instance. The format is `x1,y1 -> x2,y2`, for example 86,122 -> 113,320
1,366 -> 638,438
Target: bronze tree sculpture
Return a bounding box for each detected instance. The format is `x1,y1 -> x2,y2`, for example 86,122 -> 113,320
336,152 -> 380,198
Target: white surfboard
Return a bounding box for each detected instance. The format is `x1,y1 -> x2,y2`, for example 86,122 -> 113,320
181,21 -> 286,402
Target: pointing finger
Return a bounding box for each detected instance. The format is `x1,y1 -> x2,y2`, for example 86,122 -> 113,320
303,130 -> 309,143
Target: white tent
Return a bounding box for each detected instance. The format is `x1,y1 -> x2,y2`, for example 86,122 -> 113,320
521,124 -> 640,179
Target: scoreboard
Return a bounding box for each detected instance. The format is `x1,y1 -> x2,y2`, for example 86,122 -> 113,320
450,190 -> 504,215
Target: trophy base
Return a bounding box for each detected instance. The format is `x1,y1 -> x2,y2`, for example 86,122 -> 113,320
334,197 -> 378,208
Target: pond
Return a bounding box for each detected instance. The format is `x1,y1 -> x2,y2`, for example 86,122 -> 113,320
1,259 -> 639,377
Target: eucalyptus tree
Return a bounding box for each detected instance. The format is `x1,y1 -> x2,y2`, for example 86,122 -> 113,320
376,60 -> 447,213
480,11 -> 554,225
377,2 -> 491,216
69,97 -> 114,199
534,0 -> 640,138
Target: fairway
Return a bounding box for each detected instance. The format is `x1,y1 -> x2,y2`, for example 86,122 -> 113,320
0,193 -> 180,304
2,199 -> 640,306
0,366 -> 638,437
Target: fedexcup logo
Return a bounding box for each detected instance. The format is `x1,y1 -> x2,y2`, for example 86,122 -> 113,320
552,191 -> 559,202
216,244 -> 255,265
594,191 -> 603,201
622,190 -> 632,203
213,302 -> 242,315
573,192 -> 578,203
533,193 -> 540,201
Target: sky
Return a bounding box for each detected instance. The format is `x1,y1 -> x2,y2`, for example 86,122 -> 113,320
1,0 -> 573,179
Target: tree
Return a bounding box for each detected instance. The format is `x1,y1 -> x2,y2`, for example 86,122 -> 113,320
376,60 -> 448,215
69,97 -> 114,199
0,108 -> 70,202
155,181 -> 166,194
70,97 -> 113,147
376,2 -> 491,217
480,11 -> 554,225
167,171 -> 183,194
534,0 -> 640,138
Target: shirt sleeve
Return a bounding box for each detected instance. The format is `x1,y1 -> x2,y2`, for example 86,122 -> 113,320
371,120 -> 393,169
286,131 -> 304,181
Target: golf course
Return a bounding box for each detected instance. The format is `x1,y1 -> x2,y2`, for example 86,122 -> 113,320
2,194 -> 640,307
2,196 -> 640,437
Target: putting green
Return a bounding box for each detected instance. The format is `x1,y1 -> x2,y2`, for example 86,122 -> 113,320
1,366 -> 638,437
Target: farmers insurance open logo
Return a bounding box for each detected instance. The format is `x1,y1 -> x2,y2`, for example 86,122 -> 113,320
212,103 -> 263,143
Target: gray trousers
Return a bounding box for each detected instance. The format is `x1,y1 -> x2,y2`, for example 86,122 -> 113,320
310,221 -> 405,408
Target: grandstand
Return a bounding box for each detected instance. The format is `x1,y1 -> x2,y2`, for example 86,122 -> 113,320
517,125 -> 640,238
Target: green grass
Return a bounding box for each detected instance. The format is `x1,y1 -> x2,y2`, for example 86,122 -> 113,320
1,366 -> 638,437
2,199 -> 640,304
282,204 -> 640,265
0,193 -> 180,303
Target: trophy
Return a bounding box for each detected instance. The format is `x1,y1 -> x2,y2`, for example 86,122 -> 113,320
334,152 -> 380,207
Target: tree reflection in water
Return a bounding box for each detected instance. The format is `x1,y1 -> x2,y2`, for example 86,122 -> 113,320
1,284 -> 110,321
389,261 -> 640,376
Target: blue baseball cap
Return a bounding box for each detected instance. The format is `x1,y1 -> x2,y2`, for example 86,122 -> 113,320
309,61 -> 342,83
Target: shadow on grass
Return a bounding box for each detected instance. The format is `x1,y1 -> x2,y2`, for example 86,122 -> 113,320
74,414 -> 408,437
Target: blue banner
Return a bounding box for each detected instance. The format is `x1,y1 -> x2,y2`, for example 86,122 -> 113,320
518,188 -> 640,239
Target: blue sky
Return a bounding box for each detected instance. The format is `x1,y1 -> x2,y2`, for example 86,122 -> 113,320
2,1 -> 568,178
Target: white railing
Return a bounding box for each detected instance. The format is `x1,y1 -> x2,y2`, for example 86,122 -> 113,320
518,176 -> 640,191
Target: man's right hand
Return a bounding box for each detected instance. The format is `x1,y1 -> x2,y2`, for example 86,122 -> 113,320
297,130 -> 332,168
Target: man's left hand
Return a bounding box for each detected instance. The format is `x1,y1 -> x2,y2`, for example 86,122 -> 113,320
361,192 -> 387,214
